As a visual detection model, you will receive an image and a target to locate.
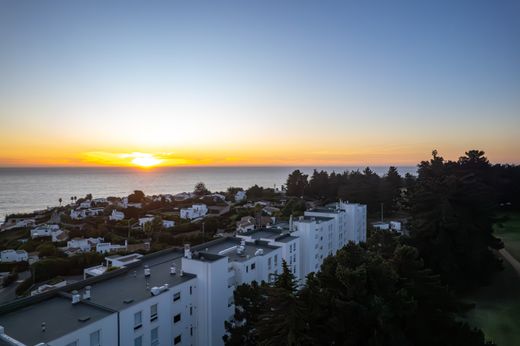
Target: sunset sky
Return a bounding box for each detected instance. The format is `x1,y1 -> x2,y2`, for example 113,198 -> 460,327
0,0 -> 519,167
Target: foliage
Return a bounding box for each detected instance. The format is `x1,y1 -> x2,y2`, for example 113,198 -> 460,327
128,190 -> 145,203
194,182 -> 210,196
226,232 -> 494,346
407,150 -> 503,292
286,170 -> 309,197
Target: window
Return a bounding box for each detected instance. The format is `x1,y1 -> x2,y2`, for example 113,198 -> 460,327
190,306 -> 193,315
174,313 -> 181,323
90,330 -> 100,346
134,311 -> 142,329
190,327 -> 193,336
151,327 -> 159,346
274,255 -> 278,266
190,285 -> 193,295
174,335 -> 182,345
246,265 -> 249,273
173,292 -> 181,301
267,257 -> 272,270
134,336 -> 142,346
150,304 -> 158,321
251,263 -> 256,270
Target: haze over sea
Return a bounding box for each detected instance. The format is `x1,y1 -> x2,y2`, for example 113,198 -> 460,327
0,166 -> 416,221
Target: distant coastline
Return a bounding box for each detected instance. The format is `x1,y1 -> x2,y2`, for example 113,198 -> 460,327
0,166 -> 417,220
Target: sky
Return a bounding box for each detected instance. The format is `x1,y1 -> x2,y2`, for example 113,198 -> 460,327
0,0 -> 519,167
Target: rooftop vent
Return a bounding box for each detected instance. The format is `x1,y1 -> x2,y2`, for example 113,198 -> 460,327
254,249 -> 264,256
144,265 -> 151,277
41,322 -> 46,332
170,264 -> 176,275
151,283 -> 169,296
83,286 -> 91,300
71,290 -> 81,304
184,244 -> 192,259
78,316 -> 91,322
123,298 -> 134,304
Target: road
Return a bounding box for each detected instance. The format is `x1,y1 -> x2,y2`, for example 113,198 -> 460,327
499,248 -> 520,277
0,270 -> 30,304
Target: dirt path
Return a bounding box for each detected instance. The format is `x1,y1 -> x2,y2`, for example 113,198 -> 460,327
499,248 -> 520,277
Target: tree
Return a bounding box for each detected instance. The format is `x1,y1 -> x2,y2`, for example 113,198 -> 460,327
128,190 -> 145,203
58,197 -> 62,206
408,150 -> 502,292
255,261 -> 311,346
286,170 -> 308,197
194,182 -> 210,197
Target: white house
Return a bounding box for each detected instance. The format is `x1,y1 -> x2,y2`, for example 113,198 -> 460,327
109,210 -> 125,221
180,204 -> 208,220
0,249 -> 28,263
234,190 -> 246,203
30,224 -> 60,239
236,216 -> 256,233
138,215 -> 155,227
78,200 -> 92,209
96,240 -> 128,254
70,207 -> 104,220
1,218 -> 35,230
67,237 -> 104,252
163,220 -> 175,229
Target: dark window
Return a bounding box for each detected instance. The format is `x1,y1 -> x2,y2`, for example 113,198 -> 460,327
174,335 -> 182,344
174,313 -> 181,323
173,292 -> 181,301
251,263 -> 256,270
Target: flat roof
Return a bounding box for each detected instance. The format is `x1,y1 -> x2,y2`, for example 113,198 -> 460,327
0,296 -> 113,346
193,237 -> 279,263
85,250 -> 195,311
297,215 -> 335,222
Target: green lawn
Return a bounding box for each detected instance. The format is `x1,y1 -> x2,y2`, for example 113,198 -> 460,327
465,212 -> 520,345
494,212 -> 520,262
466,261 -> 520,345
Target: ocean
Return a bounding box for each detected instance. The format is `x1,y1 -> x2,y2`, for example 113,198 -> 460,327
0,166 -> 416,221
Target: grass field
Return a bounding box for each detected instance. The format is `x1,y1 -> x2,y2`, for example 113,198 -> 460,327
465,211 -> 520,345
494,212 -> 520,262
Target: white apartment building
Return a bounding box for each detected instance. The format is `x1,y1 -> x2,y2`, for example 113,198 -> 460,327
180,204 -> 208,220
71,208 -> 104,220
0,201 -> 366,346
0,250 -> 28,263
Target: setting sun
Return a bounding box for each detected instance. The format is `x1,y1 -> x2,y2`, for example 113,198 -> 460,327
131,155 -> 162,167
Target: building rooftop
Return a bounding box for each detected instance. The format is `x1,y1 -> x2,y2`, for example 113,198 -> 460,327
84,250 -> 195,311
0,296 -> 114,346
297,215 -> 335,222
192,237 -> 279,263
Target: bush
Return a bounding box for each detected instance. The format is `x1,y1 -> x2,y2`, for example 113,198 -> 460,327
15,277 -> 33,296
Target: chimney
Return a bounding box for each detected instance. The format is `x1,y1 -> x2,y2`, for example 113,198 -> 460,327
71,290 -> 81,304
83,286 -> 91,300
170,264 -> 176,275
144,265 -> 151,277
184,244 -> 192,259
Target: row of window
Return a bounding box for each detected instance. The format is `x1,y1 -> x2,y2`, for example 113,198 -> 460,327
65,330 -> 100,346
134,327 -> 182,346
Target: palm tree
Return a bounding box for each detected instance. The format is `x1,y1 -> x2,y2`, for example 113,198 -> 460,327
58,198 -> 62,206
